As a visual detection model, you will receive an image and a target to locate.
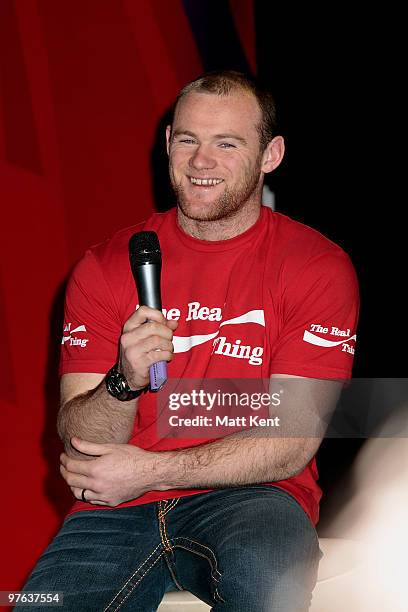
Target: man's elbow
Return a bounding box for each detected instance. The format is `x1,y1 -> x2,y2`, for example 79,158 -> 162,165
57,402 -> 75,452
278,438 -> 322,480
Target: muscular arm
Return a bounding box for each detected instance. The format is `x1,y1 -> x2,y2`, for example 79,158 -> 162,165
57,373 -> 138,459
57,306 -> 177,460
158,376 -> 342,489
161,434 -> 309,489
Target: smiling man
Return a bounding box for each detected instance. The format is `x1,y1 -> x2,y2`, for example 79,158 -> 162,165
167,84 -> 282,237
21,72 -> 359,611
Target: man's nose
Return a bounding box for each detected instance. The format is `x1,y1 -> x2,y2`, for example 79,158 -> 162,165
190,145 -> 216,170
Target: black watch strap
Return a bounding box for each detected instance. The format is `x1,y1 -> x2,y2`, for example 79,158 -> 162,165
105,364 -> 148,402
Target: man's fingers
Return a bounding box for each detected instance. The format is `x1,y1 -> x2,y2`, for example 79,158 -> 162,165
72,486 -> 108,505
63,469 -> 111,505
60,464 -> 109,504
147,350 -> 174,366
121,339 -> 174,382
60,464 -> 90,490
60,453 -> 96,475
122,321 -> 174,346
70,437 -> 111,456
123,306 -> 166,332
125,335 -> 174,359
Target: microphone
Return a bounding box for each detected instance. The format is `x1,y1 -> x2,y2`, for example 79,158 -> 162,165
128,231 -> 167,391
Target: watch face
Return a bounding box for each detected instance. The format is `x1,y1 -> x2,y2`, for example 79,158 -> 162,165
110,369 -> 126,394
106,365 -> 144,401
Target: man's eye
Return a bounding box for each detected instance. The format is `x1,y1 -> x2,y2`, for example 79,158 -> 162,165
179,139 -> 196,144
219,142 -> 236,149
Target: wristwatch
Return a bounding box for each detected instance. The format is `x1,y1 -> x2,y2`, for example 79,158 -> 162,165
105,363 -> 148,401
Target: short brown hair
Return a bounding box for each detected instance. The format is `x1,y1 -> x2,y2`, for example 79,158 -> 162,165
172,70 -> 278,151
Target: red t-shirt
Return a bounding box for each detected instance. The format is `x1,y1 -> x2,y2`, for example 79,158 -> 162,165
60,206 -> 359,524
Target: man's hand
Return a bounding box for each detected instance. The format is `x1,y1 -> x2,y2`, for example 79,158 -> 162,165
59,437 -> 166,506
119,305 -> 178,390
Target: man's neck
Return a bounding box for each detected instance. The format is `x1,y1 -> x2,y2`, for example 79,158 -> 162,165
176,202 -> 262,241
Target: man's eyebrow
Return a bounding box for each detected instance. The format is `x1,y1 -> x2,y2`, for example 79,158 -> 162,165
172,129 -> 247,145
172,129 -> 197,139
213,133 -> 248,145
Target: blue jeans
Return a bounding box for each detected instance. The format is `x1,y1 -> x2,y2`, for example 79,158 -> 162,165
21,486 -> 321,611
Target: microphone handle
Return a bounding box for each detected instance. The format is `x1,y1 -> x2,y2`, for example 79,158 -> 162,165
134,264 -> 162,310
134,263 -> 167,391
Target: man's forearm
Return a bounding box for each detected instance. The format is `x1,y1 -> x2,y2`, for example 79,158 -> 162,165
57,380 -> 137,458
157,429 -> 319,490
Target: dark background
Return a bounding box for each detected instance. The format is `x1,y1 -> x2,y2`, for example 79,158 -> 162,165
254,3 -> 404,526
253,3 -> 403,526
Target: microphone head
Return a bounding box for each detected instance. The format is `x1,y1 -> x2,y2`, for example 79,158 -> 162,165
129,231 -> 161,266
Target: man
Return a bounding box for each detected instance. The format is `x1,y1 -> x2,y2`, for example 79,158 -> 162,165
22,71 -> 359,611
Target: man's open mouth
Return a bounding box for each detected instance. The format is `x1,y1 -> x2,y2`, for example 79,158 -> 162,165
189,177 -> 224,186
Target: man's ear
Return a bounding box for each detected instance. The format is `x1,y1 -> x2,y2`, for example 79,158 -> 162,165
166,125 -> 171,155
261,136 -> 285,174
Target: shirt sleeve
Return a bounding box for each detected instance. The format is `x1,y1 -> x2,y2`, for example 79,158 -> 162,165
270,250 -> 359,379
59,249 -> 122,375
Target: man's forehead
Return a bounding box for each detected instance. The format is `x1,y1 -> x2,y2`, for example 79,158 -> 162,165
173,90 -> 261,134
172,90 -> 261,143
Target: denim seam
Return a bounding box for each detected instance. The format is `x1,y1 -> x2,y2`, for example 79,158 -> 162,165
157,501 -> 169,551
104,550 -> 165,611
163,552 -> 185,592
157,499 -> 180,551
170,538 -> 225,603
157,501 -> 172,551
161,516 -> 171,552
174,545 -> 220,600
157,505 -> 225,603
159,497 -> 180,517
157,499 -> 185,592
172,536 -> 222,579
105,544 -> 163,610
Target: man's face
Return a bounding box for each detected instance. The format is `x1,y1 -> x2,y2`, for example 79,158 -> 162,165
167,90 -> 265,222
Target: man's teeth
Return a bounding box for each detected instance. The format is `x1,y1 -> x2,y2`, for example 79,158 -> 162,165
190,177 -> 223,186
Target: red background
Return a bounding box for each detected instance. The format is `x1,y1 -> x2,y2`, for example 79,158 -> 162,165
0,0 -> 256,589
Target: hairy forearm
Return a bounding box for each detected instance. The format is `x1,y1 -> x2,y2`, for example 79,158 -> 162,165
158,429 -> 319,490
57,380 -> 137,458
155,377 -> 335,489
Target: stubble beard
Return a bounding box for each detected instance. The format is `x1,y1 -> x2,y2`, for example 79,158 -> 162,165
170,159 -> 263,223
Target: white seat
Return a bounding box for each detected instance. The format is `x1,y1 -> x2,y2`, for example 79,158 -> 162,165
157,538 -> 364,611
158,591 -> 210,611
